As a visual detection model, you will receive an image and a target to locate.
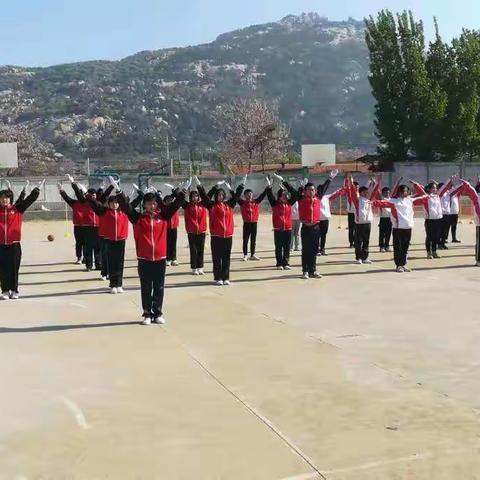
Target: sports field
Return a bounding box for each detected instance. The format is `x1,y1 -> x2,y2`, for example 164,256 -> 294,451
1,215 -> 480,479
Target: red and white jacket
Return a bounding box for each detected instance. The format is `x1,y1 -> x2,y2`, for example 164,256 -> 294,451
320,187 -> 345,220
209,203 -> 235,238
298,196 -> 322,224
373,195 -> 428,229
346,178 -> 379,224
411,181 -> 444,220
240,201 -> 261,223
81,203 -> 99,227
167,211 -> 180,230
133,212 -> 169,261
0,206 -> 23,245
101,210 -> 129,241
184,203 -> 208,234
272,202 -> 293,231
458,182 -> 480,226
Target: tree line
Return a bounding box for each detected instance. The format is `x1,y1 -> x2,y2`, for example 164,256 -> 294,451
365,10 -> 480,162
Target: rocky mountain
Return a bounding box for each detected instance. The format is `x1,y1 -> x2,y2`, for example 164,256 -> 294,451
0,13 -> 374,173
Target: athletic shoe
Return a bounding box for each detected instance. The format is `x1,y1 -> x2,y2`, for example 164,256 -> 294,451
284,265 -> 292,270
171,260 -> 179,266
386,247 -> 392,252
0,292 -> 10,301
294,247 -> 300,252
101,276 -> 108,281
223,280 -> 231,286
166,261 -> 172,266
215,280 -> 223,286
242,255 -> 248,262
116,287 -> 124,294
396,266 -> 404,273
311,272 -> 322,278
476,262 -> 480,267
349,244 -> 354,248
277,266 -> 284,270
320,250 -> 328,256
10,292 -> 19,300
355,259 -> 363,265
198,269 -> 205,275
75,258 -> 82,265
153,317 -> 166,325
432,252 -> 440,259
301,272 -> 309,279
403,266 -> 412,272
379,248 -> 385,253
141,317 -> 152,326
427,253 -> 433,259
250,255 -> 260,261
192,269 -> 199,275
110,287 -> 118,294
86,268 -> 93,272
452,239 -> 461,243
363,259 -> 372,264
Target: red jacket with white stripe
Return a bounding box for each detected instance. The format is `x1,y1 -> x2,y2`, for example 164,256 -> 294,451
240,201 -> 260,223
101,210 -> 129,241
298,196 -> 321,224
184,203 -> 208,234
167,211 -> 180,230
198,185 -> 238,238
0,188 -> 40,245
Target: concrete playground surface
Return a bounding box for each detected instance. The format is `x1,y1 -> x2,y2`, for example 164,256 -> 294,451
2,215 -> 480,479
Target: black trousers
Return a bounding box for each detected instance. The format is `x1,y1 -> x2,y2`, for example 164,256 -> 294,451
425,219 -> 442,253
450,214 -> 459,241
83,226 -> 101,270
188,233 -> 206,269
355,223 -> 371,261
100,237 -> 109,277
379,217 -> 392,249
73,226 -> 85,260
138,259 -> 166,318
318,219 -> 329,252
167,228 -> 177,262
106,240 -> 125,288
211,236 -> 232,281
243,222 -> 257,256
301,224 -> 320,275
0,243 -> 22,293
274,230 -> 291,267
439,216 -> 450,247
348,213 -> 356,246
392,228 -> 412,267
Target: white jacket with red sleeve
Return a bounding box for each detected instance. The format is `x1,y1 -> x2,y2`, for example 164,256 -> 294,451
373,195 -> 428,229
459,182 -> 480,225
320,187 -> 345,220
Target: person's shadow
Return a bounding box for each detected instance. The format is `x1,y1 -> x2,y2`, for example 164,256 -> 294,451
0,321 -> 139,334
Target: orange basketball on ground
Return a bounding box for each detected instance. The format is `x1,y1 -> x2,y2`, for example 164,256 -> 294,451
47,234 -> 55,242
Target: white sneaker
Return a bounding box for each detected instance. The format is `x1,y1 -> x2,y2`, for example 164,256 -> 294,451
250,255 -> 260,261
192,269 -> 199,275
355,259 -> 363,265
153,316 -> 166,325
403,266 -> 412,272
171,260 -> 179,266
363,259 -> 372,265
379,248 -> 385,253
9,292 -> 19,300
242,255 -> 248,262
166,261 -> 172,266
396,266 -> 404,273
215,280 -> 223,286
476,262 -> 480,267
141,317 -> 152,325
312,272 -> 322,278
110,287 -> 118,294
386,247 -> 392,252
116,287 -> 124,294
301,272 -> 309,280
223,280 -> 231,286
284,265 -> 292,270
75,258 -> 82,265
1,292 -> 10,301
277,266 -> 284,270
101,276 -> 108,281
198,269 -> 205,275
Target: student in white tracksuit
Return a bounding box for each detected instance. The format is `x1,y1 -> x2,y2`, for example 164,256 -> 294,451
291,202 -> 300,251
318,186 -> 346,255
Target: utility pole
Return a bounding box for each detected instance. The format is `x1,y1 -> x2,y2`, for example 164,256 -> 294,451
167,134 -> 173,176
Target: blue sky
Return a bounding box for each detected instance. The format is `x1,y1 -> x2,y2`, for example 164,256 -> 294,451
2,0 -> 479,67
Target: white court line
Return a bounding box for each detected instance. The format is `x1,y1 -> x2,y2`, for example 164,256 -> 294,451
58,396 -> 90,430
278,473 -> 321,480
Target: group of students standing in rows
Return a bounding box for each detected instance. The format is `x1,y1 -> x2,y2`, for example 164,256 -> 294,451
2,172 -> 480,325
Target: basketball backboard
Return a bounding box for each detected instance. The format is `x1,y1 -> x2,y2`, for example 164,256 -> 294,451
0,143 -> 18,169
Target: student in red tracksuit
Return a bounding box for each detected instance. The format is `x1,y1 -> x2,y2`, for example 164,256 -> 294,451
264,176 -> 296,270
182,185 -> 208,275
0,180 -> 43,300
87,181 -> 129,294
237,175 -> 267,261
197,178 -> 242,286
120,190 -> 185,325
163,194 -> 180,267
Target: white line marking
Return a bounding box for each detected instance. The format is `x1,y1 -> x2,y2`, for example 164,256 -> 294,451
278,473 -> 320,480
58,396 -> 90,429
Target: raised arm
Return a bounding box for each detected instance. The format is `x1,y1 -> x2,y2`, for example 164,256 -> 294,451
15,181 -> 42,214
197,185 -> 214,209
255,188 -> 268,204
227,183 -> 242,209
391,177 -> 402,198
87,197 -> 108,215
459,181 -> 480,218
161,191 -> 186,220
345,176 -> 359,208
72,182 -> 86,202
328,186 -> 346,202
317,178 -> 331,197
98,185 -> 115,203
119,192 -> 140,224
410,181 -> 426,197
58,187 -> 76,208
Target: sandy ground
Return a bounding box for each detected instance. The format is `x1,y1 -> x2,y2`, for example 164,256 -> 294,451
2,214 -> 480,479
